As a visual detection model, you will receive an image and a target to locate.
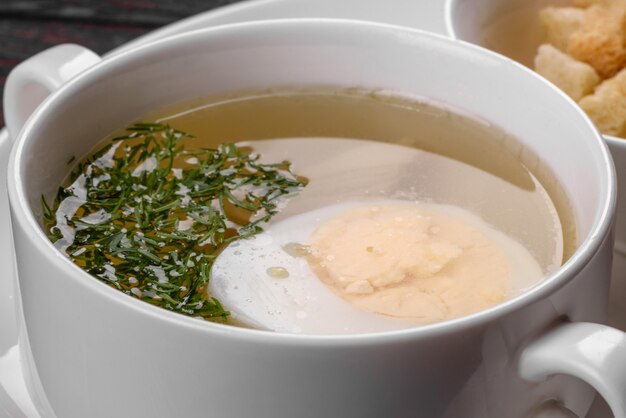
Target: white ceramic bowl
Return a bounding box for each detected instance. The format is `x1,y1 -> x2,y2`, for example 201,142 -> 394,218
3,19 -> 621,418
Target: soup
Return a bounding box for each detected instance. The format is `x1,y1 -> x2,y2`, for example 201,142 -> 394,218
43,88 -> 574,333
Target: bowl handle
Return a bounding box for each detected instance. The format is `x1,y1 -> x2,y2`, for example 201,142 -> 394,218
3,44 -> 101,140
520,322 -> 626,417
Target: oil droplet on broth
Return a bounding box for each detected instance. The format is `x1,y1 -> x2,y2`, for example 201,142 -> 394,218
282,242 -> 311,258
266,266 -> 290,279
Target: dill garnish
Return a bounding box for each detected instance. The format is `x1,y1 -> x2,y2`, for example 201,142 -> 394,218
43,122 -> 307,321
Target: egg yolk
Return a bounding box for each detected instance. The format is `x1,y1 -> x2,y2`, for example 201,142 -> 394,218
307,203 -> 511,323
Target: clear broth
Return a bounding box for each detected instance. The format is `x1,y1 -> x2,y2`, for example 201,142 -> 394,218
149,88 -> 574,271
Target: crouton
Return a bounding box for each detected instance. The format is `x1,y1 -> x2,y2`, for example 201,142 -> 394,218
540,7 -> 585,51
579,68 -> 626,136
567,4 -> 626,78
534,44 -> 601,100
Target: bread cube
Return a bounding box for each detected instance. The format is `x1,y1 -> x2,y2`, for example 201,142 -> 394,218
567,4 -> 626,78
534,44 -> 601,100
539,7 -> 585,51
579,68 -> 626,136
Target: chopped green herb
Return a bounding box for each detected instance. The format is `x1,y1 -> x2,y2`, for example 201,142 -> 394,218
43,122 -> 307,321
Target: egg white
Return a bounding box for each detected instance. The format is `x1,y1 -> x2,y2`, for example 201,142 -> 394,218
209,199 -> 545,335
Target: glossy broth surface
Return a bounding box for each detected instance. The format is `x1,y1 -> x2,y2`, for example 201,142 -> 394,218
153,88 -> 574,270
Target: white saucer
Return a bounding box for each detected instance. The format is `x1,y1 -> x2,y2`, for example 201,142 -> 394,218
0,0 -> 616,416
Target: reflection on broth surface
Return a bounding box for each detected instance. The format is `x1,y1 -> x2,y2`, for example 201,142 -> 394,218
44,88 -> 575,332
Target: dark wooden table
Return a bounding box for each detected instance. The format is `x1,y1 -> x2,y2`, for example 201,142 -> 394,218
0,0 -> 243,128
